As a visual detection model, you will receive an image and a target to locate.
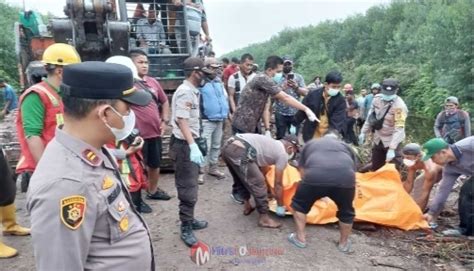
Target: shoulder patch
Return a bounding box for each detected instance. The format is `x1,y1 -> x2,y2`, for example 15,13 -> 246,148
82,149 -> 100,165
60,196 -> 86,230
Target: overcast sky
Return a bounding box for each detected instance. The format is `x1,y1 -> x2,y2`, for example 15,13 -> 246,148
5,0 -> 390,55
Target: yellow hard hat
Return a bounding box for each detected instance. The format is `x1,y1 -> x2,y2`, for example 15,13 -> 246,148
42,43 -> 81,66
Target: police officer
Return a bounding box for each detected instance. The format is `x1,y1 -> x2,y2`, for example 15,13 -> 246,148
359,78 -> 408,171
26,62 -> 155,270
170,57 -> 212,247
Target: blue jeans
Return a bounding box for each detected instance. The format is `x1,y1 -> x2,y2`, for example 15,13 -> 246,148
201,120 -> 224,167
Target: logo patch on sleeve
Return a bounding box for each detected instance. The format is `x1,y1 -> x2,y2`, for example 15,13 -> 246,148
60,196 -> 86,230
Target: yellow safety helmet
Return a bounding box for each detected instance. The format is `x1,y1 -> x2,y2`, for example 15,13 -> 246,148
42,43 -> 81,66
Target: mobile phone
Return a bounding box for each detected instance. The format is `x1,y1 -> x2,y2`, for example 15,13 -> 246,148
287,73 -> 294,80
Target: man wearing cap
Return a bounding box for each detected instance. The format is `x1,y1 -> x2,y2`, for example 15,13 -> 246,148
288,130 -> 356,252
359,78 -> 408,171
221,133 -> 299,229
0,79 -> 18,118
273,57 -> 308,139
433,96 -> 471,144
421,137 -> 474,236
198,57 -> 229,183
16,43 -> 81,190
129,49 -> 172,202
363,83 -> 381,121
26,61 -> 155,270
401,143 -> 443,210
227,53 -> 256,118
170,57 -> 211,247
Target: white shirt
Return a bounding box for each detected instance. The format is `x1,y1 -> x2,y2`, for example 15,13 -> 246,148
227,71 -> 256,94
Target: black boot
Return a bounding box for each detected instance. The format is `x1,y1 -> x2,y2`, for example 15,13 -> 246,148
192,219 -> 208,230
180,222 -> 198,247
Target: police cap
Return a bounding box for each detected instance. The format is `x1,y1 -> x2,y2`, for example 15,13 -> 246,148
61,61 -> 152,106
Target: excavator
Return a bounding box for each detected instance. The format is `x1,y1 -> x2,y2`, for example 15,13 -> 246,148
3,0 -> 211,174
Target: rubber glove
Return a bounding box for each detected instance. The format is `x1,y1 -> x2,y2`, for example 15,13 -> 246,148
264,130 -> 272,138
289,125 -> 297,135
276,206 -> 286,217
304,108 -> 319,122
189,143 -> 204,165
386,149 -> 395,162
358,133 -> 365,145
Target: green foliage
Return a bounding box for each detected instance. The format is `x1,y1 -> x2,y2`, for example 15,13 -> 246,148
224,0 -> 473,129
0,1 -> 20,88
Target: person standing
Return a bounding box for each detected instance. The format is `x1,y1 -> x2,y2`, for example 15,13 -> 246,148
288,131 -> 356,253
129,49 -> 172,201
26,62 -> 155,270
0,79 -> 18,118
222,57 -> 239,88
230,55 -> 318,203
0,147 -> 25,258
433,96 -> 471,144
293,71 -> 347,142
421,137 -> 474,236
16,43 -> 80,195
359,79 -> 408,171
307,75 -> 323,90
355,89 -> 367,132
363,83 -> 380,121
344,88 -> 359,145
227,53 -> 256,119
170,57 -> 211,246
136,4 -> 167,53
198,57 -> 229,184
273,57 -> 308,139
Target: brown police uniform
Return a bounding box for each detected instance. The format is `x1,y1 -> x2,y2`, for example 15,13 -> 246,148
26,61 -> 154,271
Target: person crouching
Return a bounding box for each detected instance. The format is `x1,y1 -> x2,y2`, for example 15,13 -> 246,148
221,134 -> 299,228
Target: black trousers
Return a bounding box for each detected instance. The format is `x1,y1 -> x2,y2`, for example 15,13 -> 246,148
371,141 -> 402,171
459,176 -> 474,236
344,118 -> 358,146
0,148 -> 15,206
170,136 -> 199,223
275,113 -> 297,140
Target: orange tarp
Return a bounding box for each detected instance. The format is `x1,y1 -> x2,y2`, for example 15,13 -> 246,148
266,164 -> 429,230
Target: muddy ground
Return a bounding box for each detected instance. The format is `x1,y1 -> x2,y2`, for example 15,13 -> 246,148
1,170 -> 472,271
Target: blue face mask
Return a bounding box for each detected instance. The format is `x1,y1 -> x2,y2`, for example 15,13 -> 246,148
382,94 -> 397,101
273,72 -> 283,83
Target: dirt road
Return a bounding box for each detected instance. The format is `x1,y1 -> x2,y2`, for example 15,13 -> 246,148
0,171 -> 459,270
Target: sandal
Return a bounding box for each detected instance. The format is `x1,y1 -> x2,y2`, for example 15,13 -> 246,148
336,240 -> 354,254
287,233 -> 306,248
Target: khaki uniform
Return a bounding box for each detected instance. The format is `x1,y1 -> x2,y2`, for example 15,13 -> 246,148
361,94 -> 408,171
26,128 -> 154,271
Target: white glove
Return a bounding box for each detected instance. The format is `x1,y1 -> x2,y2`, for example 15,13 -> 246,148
276,206 -> 286,217
289,125 -> 297,135
304,108 -> 319,122
358,133 -> 365,145
264,130 -> 272,138
386,149 -> 395,162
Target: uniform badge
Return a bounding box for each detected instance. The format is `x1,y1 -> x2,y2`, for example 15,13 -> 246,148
119,216 -> 129,232
82,149 -> 100,165
117,201 -> 126,212
102,175 -> 114,190
60,196 -> 86,230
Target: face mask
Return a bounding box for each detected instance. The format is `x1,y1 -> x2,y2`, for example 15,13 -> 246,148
328,88 -> 339,97
445,108 -> 457,115
273,72 -> 283,83
283,66 -> 292,74
403,159 -> 416,167
382,94 -> 397,101
105,107 -> 136,141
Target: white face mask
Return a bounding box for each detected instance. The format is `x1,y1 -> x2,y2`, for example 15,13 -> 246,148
105,106 -> 136,141
403,159 -> 416,167
328,88 -> 340,96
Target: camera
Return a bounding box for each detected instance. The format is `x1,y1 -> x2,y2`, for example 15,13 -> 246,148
123,128 -> 140,146
287,73 -> 295,80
